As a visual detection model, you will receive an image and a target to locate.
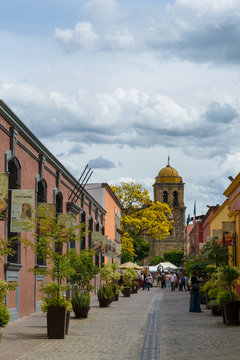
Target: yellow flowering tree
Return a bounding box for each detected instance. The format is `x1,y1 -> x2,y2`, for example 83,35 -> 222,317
111,182 -> 173,263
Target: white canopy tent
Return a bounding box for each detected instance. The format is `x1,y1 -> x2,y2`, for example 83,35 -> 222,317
148,261 -> 177,273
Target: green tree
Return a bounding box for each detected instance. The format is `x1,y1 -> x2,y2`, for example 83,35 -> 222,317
69,248 -> 99,291
163,250 -> 184,266
111,182 -> 172,261
150,255 -> 164,266
121,250 -> 134,264
201,239 -> 229,267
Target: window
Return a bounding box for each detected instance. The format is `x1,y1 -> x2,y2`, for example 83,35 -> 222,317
80,211 -> 86,250
9,157 -> 21,189
88,217 -> 93,248
37,179 -> 47,203
8,157 -> 21,263
37,179 -> 47,264
173,191 -> 178,206
56,192 -> 63,214
95,222 -> 99,232
163,191 -> 168,203
95,253 -> 100,268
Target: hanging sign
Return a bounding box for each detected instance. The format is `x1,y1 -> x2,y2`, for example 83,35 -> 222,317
0,173 -> 9,220
11,190 -> 35,232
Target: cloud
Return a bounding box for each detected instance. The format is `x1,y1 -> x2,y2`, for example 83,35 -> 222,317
205,102 -> 238,123
53,0 -> 240,64
88,156 -> 116,169
1,83 -> 239,161
55,22 -> 99,52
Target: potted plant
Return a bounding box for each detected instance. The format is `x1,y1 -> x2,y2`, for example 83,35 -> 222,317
69,249 -> 99,318
24,207 -> 78,338
71,289 -> 91,318
217,266 -> 240,325
100,263 -> 120,302
122,268 -> 138,297
111,283 -> 121,301
40,281 -> 72,338
97,284 -> 114,307
208,288 -> 221,316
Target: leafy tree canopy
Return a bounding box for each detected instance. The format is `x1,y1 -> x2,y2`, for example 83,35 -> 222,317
111,182 -> 172,261
150,255 -> 164,266
163,250 -> 184,266
201,239 -> 229,267
121,250 -> 134,264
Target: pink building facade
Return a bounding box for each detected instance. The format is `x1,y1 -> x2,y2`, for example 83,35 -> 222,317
0,100 -> 107,321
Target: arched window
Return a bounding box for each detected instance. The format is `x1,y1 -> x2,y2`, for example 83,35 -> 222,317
173,191 -> 178,206
95,222 -> 99,232
8,157 -> 21,263
56,192 -> 63,214
163,191 -> 168,203
80,211 -> 86,250
9,157 -> 21,189
37,179 -> 47,203
88,217 -> 93,248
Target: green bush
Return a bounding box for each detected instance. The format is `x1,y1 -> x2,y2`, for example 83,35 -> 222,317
97,284 -> 114,300
0,305 -> 10,327
208,288 -> 219,300
71,290 -> 90,308
217,290 -> 238,305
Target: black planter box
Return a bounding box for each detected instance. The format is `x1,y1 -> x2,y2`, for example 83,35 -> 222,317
47,305 -> 67,339
222,301 -> 240,326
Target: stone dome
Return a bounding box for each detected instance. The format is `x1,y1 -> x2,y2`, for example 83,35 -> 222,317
155,163 -> 182,184
158,165 -> 179,177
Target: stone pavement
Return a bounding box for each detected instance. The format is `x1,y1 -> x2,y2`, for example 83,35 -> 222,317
1,287 -> 240,360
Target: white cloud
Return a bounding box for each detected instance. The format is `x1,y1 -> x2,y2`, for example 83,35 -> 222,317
55,22 -> 99,52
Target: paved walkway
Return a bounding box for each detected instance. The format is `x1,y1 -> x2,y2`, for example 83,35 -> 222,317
1,287 -> 240,359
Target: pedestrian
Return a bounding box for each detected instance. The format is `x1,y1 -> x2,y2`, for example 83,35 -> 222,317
145,275 -> 152,291
170,273 -> 176,291
165,273 -> 170,288
181,274 -> 186,291
157,274 -> 161,287
161,273 -> 166,288
189,270 -> 202,313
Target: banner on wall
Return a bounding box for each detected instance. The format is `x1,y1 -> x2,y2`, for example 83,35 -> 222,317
223,233 -> 236,246
0,173 -> 9,221
11,190 -> 35,232
92,232 -> 117,258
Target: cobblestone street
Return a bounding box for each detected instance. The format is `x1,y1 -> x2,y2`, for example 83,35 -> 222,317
1,287 -> 240,360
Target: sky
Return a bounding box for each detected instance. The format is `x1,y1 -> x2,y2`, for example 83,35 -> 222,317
1,0 -> 240,218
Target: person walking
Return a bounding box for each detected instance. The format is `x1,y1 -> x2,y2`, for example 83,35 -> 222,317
170,273 -> 176,291
189,270 -> 202,312
145,275 -> 152,291
165,273 -> 170,288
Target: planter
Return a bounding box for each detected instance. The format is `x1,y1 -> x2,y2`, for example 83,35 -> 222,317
122,287 -> 131,297
73,306 -> 90,319
98,297 -> 111,307
66,311 -> 70,334
211,305 -> 221,316
47,305 -> 67,339
222,301 -> 240,326
114,294 -> 119,301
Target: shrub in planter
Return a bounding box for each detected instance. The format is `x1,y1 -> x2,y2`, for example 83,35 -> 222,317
208,299 -> 221,316
111,284 -> 121,301
97,284 -> 114,307
217,290 -> 239,325
41,282 -> 72,339
71,290 -> 90,318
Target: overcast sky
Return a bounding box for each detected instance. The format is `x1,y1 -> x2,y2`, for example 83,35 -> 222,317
1,0 -> 240,218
